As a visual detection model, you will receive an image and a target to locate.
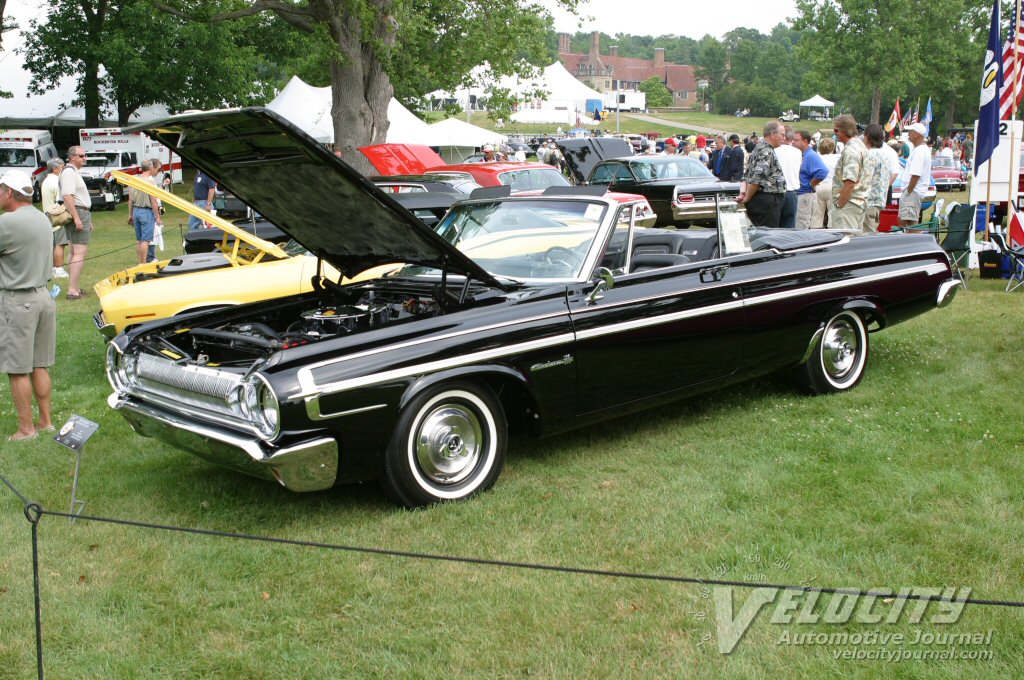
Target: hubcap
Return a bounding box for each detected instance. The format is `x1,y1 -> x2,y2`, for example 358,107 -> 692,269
822,318 -> 859,381
415,404 -> 483,485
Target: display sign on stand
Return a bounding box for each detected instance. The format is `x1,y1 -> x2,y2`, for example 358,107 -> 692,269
970,119 -> 1023,206
53,415 -> 99,522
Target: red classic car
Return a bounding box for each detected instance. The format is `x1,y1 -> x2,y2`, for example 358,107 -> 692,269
931,156 -> 966,191
427,162 -> 571,192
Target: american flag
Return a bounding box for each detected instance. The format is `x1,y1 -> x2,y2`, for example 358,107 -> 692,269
1000,3 -> 1024,119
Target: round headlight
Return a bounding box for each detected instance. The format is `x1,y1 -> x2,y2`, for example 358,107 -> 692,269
240,376 -> 279,440
105,343 -> 123,390
257,380 -> 280,438
105,343 -> 136,391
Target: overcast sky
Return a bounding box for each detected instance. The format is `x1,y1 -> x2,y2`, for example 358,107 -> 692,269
541,0 -> 799,40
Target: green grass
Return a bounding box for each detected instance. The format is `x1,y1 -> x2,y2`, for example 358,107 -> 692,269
1,188 -> 1023,678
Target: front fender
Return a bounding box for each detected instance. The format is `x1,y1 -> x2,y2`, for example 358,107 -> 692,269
400,364 -> 543,434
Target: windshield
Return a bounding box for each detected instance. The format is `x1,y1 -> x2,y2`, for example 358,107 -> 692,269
0,149 -> 36,167
628,157 -> 714,181
85,153 -> 118,167
496,168 -> 571,192
401,199 -> 608,282
932,157 -> 957,169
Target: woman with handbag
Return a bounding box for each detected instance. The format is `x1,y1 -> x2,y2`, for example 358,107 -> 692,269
40,159 -> 70,279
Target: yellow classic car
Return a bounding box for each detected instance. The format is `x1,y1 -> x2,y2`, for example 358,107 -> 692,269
93,171 -> 395,337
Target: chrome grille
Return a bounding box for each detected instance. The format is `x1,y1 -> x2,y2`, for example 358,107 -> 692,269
131,353 -> 252,432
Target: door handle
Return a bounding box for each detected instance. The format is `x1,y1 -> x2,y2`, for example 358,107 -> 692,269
699,265 -> 730,283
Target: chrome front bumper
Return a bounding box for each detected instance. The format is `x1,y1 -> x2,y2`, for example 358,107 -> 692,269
109,393 -> 339,492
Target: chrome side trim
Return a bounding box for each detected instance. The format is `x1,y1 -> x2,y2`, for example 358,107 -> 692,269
306,401 -> 388,421
298,333 -> 575,400
936,278 -> 961,307
298,310 -> 571,379
296,262 -> 946,401
743,263 -> 943,308
575,299 -> 744,341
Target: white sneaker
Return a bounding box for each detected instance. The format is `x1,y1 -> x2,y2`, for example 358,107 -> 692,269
53,267 -> 69,278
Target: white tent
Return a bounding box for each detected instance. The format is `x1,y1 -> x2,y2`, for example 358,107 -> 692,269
800,95 -> 835,107
428,61 -> 604,118
0,64 -> 170,127
799,95 -> 834,120
265,75 -> 431,144
422,117 -> 507,163
510,108 -> 598,125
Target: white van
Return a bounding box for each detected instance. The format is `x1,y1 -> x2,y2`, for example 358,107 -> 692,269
79,128 -> 182,209
0,129 -> 60,201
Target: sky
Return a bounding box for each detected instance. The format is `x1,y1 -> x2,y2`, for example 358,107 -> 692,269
540,0 -> 799,40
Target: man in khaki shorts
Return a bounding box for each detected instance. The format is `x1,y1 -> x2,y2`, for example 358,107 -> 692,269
899,123 -> 931,226
59,145 -> 92,299
0,170 -> 56,441
829,115 -> 868,231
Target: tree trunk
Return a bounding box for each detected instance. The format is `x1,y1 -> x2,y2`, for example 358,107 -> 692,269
324,0 -> 396,177
943,95 -> 955,132
83,62 -> 101,127
870,86 -> 882,125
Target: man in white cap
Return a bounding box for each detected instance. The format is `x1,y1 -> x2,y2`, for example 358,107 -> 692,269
0,170 -> 56,441
481,144 -> 496,162
899,122 -> 932,226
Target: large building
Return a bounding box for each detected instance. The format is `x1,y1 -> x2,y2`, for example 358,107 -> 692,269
557,32 -> 699,109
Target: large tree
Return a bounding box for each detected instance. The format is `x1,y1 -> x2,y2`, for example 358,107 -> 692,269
793,0 -> 974,124
155,0 -> 577,174
20,0 -> 301,126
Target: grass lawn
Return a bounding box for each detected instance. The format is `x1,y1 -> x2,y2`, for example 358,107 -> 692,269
1,185 -> 1022,678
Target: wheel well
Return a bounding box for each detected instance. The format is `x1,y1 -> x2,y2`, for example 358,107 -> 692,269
838,299 -> 886,331
403,368 -> 542,436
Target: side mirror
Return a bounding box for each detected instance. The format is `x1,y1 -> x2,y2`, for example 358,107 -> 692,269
587,267 -> 614,305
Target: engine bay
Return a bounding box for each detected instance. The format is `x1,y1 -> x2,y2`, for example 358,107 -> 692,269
135,284 -> 448,367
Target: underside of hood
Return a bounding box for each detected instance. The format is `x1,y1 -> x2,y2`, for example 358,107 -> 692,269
130,108 -> 498,285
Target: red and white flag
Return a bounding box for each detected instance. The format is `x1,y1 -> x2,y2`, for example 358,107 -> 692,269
1000,4 -> 1024,119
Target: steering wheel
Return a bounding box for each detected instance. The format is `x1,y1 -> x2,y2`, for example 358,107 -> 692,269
543,246 -> 582,271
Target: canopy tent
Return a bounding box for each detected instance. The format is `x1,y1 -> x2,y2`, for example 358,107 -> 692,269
428,61 -> 604,119
266,75 -> 431,144
799,94 -> 834,120
510,108 -> 598,126
800,95 -> 834,107
422,117 -> 507,163
0,64 -> 170,127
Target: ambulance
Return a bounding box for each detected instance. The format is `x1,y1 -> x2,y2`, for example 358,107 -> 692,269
0,129 -> 60,201
78,127 -> 182,209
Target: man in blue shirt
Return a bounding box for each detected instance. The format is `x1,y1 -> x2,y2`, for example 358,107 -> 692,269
793,130 -> 829,229
189,170 -> 217,230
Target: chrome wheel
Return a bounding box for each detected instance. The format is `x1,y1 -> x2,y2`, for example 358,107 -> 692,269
414,401 -> 484,485
797,310 -> 869,394
383,383 -> 506,507
821,317 -> 861,384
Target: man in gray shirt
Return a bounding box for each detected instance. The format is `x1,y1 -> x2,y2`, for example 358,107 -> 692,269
0,170 -> 56,441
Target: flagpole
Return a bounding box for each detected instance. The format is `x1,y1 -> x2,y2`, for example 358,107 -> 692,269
1009,0 -> 1022,219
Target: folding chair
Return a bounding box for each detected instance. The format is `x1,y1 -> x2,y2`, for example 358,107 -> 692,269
938,203 -> 975,288
990,228 -> 1024,293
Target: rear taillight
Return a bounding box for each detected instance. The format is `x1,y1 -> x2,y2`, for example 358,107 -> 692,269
674,193 -> 694,204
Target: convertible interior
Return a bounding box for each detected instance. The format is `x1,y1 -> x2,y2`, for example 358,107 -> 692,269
601,227 -> 845,274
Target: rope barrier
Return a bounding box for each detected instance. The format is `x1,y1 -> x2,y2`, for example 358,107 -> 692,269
1,468 -> 1022,680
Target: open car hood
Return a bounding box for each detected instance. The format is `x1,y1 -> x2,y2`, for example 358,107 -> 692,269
557,137 -> 633,184
358,143 -> 446,175
131,108 -> 499,285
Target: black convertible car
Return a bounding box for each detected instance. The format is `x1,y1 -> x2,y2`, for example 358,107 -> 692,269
559,138 -> 741,228
106,109 -> 959,507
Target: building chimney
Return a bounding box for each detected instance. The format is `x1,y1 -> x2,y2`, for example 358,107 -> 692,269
610,45 -> 618,58
590,31 -> 601,55
654,47 -> 665,69
558,32 -> 571,53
